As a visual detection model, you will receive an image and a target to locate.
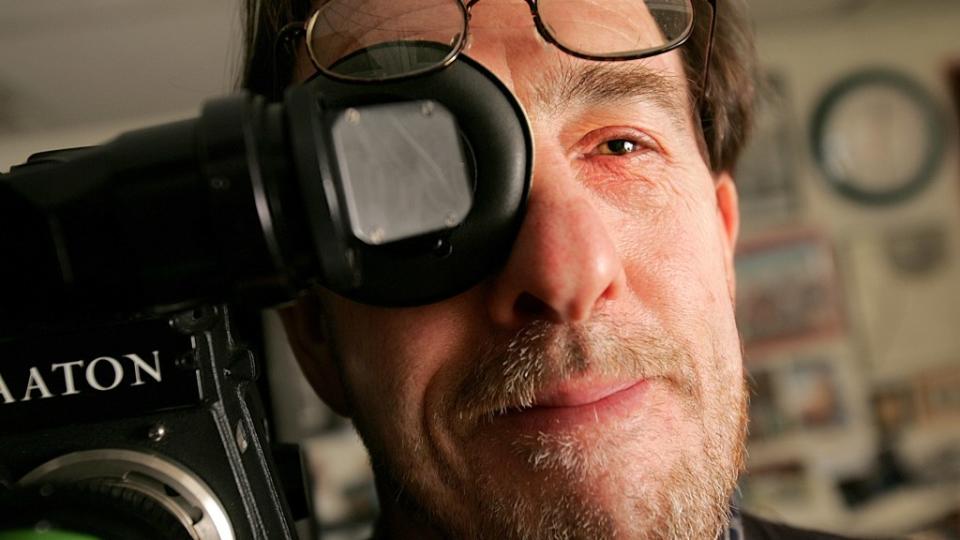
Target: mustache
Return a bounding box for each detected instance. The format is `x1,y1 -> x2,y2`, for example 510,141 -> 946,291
455,315 -> 699,422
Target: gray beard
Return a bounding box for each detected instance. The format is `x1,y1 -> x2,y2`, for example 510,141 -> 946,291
358,318 -> 747,540
471,393 -> 747,540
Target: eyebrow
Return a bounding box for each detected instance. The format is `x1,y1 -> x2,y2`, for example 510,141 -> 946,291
533,59 -> 692,130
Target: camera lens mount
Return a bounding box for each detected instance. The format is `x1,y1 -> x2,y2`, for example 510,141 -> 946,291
14,449 -> 234,540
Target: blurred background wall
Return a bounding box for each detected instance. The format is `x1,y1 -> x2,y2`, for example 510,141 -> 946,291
736,2 -> 960,537
1,1 -> 958,538
0,0 -> 238,167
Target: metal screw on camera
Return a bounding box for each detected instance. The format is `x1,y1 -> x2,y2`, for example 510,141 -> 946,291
174,351 -> 196,370
421,101 -> 435,116
368,227 -> 385,244
235,422 -> 249,454
148,423 -> 167,442
433,238 -> 453,257
210,176 -> 230,191
345,108 -> 361,125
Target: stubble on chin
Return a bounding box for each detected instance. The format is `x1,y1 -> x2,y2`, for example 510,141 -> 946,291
356,315 -> 747,539
464,318 -> 747,540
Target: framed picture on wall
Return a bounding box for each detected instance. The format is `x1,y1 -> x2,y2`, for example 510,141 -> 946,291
734,71 -> 799,224
949,61 -> 960,182
748,351 -> 847,442
735,232 -> 844,350
739,461 -> 813,511
872,384 -> 917,437
915,365 -> 960,425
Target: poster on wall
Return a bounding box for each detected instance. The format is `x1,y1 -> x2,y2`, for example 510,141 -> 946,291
916,365 -> 960,426
735,232 -> 844,350
748,352 -> 847,442
739,461 -> 812,511
949,61 -> 960,181
734,71 -> 799,224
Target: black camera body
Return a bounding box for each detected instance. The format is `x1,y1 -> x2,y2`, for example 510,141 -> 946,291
0,305 -> 303,539
0,53 -> 531,539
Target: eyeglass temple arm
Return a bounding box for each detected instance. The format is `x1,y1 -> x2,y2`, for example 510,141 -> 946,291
700,0 -> 718,105
698,0 -> 718,169
457,0 -> 717,101
271,22 -> 307,100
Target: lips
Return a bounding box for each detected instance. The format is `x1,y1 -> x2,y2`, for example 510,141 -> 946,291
491,376 -> 654,433
454,321 -> 676,435
529,377 -> 642,408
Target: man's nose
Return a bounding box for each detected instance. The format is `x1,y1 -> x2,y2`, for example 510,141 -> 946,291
485,146 -> 627,328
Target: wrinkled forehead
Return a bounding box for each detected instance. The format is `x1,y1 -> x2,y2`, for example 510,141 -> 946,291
304,0 -> 694,118
468,0 -> 667,49
463,1 -> 692,119
312,0 -> 667,45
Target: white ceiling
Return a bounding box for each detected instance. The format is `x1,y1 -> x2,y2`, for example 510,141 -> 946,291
0,0 -> 949,143
748,0 -> 872,23
0,0 -> 239,136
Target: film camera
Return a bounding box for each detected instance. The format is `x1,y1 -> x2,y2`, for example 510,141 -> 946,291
0,55 -> 531,539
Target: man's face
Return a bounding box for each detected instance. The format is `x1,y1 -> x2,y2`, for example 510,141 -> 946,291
287,1 -> 747,538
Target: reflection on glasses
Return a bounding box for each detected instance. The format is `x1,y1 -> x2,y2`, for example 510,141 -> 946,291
292,0 -> 707,83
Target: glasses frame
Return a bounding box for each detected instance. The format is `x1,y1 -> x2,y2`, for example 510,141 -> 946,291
277,0 -> 717,91
476,0 -> 703,62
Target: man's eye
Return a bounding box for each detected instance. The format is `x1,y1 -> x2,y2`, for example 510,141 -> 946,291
595,139 -> 640,156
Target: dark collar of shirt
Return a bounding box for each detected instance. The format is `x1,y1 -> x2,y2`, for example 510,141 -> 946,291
739,508 -> 873,539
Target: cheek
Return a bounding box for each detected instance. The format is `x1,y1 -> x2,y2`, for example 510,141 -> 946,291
329,294 -> 481,424
608,169 -> 733,336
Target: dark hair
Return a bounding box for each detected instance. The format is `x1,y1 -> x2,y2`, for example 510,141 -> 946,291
239,0 -> 311,100
238,0 -> 757,173
684,0 -> 758,173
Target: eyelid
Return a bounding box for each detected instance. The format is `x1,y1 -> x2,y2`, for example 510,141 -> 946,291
577,127 -> 664,158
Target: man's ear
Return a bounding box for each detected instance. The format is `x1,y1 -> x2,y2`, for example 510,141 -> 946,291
278,293 -> 352,418
715,172 -> 740,299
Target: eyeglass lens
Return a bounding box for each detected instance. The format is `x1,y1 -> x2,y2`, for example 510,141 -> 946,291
538,0 -> 694,57
308,0 -> 695,81
308,0 -> 466,80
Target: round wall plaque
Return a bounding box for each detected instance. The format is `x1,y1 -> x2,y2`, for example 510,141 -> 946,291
811,69 -> 946,205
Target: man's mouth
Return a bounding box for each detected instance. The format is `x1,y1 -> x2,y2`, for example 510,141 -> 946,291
529,378 -> 642,408
494,376 -> 653,431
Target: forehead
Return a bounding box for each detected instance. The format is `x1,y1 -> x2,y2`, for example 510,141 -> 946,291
312,0 -> 674,51
468,0 -> 667,47
464,1 -> 693,121
304,0 -> 694,120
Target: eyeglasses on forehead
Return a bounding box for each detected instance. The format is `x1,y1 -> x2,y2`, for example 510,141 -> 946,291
275,0 -> 716,87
